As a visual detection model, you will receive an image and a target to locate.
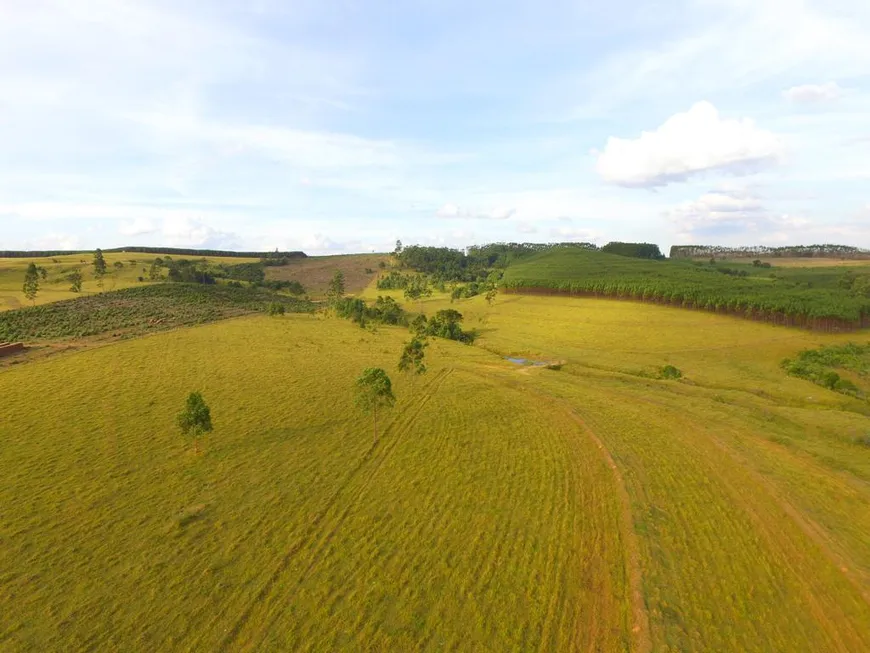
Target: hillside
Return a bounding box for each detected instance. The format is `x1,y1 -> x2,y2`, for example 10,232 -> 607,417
3,290 -> 870,650
501,247 -> 870,330
266,253 -> 389,298
0,252 -> 261,311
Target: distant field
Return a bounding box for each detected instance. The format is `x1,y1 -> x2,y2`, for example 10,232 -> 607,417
0,252 -> 259,312
3,273 -> 870,650
697,256 -> 870,268
266,253 -> 389,297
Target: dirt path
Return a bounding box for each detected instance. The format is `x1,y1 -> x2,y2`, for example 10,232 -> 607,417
565,410 -> 652,653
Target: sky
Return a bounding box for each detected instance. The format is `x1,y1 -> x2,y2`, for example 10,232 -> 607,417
1,0 -> 869,255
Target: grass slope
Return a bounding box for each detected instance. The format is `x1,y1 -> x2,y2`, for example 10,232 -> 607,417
266,253 -> 388,298
4,279 -> 870,650
0,284 -> 313,342
502,246 -> 870,328
0,253 -> 260,312
0,315 -> 629,651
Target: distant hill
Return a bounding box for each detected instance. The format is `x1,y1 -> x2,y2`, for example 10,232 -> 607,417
0,247 -> 307,259
501,246 -> 870,331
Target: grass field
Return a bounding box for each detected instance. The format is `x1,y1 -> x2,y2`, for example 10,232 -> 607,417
3,277 -> 870,650
0,253 -> 260,312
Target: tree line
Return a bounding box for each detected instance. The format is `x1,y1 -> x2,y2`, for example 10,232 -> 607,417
670,244 -> 870,260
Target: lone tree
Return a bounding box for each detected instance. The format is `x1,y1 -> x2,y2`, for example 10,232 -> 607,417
398,337 -> 428,375
484,287 -> 498,306
23,263 -> 40,304
354,368 -> 396,440
327,270 -> 345,305
67,270 -> 83,293
93,249 -> 107,290
177,392 -> 213,454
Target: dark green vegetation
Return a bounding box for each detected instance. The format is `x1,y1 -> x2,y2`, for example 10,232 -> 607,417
177,392 -> 213,454
0,284 -> 313,342
395,242 -> 597,283
670,244 -> 870,259
600,242 -> 665,259
335,296 -> 477,343
782,342 -> 870,399
502,247 -> 870,330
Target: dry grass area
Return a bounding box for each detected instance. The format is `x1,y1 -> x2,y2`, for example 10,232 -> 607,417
3,275 -> 870,651
266,253 -> 389,297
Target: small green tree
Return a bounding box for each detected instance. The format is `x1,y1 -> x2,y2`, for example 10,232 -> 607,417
354,368 -> 396,440
268,302 -> 286,316
93,249 -> 107,291
38,266 -> 48,280
398,338 -> 428,375
177,392 -> 213,454
484,288 -> 497,306
327,270 -> 346,305
67,270 -> 83,293
23,263 -> 40,304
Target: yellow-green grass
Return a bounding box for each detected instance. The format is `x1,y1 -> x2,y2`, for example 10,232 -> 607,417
0,314 -> 629,651
5,277 -> 870,651
0,253 -> 260,312
265,253 -> 389,298
368,284 -> 870,649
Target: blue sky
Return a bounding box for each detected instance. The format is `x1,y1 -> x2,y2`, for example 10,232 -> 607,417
1,0 -> 868,254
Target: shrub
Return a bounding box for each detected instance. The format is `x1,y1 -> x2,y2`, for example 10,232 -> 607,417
659,365 -> 683,380
268,302 -> 286,316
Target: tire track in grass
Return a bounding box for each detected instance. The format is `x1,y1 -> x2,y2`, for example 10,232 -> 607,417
585,383 -> 870,651
564,410 -> 651,653
608,383 -> 870,610
222,368 -> 454,651
462,366 -> 642,652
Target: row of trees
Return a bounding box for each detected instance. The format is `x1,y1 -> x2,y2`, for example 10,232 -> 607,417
670,244 -> 870,259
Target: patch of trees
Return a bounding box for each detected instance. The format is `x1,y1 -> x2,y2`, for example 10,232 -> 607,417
600,242 -> 665,260
212,262 -> 266,284
377,271 -> 413,290
781,343 -> 869,399
165,259 -> 217,284
670,244 -> 870,260
335,296 -> 407,328
395,242 -> 599,283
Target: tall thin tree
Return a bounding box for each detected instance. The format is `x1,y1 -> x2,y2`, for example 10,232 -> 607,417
23,263 -> 40,305
354,368 -> 396,440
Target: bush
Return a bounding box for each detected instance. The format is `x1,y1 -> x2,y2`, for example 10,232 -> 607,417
268,302 -> 286,316
659,365 -> 683,380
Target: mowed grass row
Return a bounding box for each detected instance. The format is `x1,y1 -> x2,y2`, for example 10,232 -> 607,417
427,291 -> 870,651
0,253 -> 260,311
0,314 -> 631,651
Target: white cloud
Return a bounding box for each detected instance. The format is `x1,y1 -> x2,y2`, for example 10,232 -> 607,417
435,203 -> 516,220
783,82 -> 844,103
118,217 -> 156,237
160,217 -> 239,249
596,102 -> 783,188
666,188 -> 809,242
